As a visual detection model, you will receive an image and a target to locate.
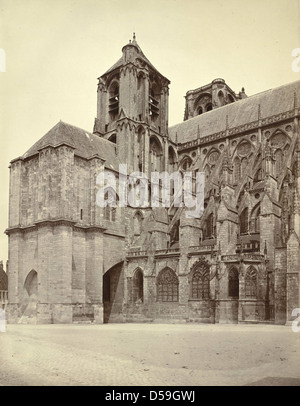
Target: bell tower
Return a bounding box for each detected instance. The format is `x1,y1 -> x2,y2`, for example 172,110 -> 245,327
93,34 -> 173,176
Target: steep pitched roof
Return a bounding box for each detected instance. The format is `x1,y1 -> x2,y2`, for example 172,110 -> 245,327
22,121 -> 120,171
169,80 -> 300,144
102,40 -> 169,83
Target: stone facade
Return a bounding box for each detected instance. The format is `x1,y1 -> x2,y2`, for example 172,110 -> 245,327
6,35 -> 300,325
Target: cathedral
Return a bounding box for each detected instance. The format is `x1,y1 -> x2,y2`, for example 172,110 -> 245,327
6,35 -> 300,325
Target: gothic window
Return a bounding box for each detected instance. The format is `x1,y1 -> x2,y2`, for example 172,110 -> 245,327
103,189 -> 118,222
137,128 -> 144,171
168,146 -> 177,172
228,267 -> 239,298
204,213 -> 214,239
274,149 -> 283,178
180,156 -> 192,171
233,157 -> 241,184
250,205 -> 260,233
108,81 -> 119,122
191,264 -> 210,299
149,83 -> 160,122
240,207 -> 248,234
198,107 -> 203,115
157,268 -> 179,302
206,103 -> 213,112
133,269 -> 143,303
241,157 -> 247,178
150,136 -> 162,172
245,267 -> 257,298
218,91 -> 225,106
133,211 -> 143,236
170,220 -> 180,246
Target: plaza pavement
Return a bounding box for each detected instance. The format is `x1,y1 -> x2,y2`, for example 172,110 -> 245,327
0,323 -> 299,386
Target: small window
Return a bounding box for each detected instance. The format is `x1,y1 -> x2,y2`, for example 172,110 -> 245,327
80,209 -> 83,220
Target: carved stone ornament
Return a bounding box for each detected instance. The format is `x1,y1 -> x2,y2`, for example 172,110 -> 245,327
269,132 -> 287,148
237,140 -> 251,157
208,150 -> 220,164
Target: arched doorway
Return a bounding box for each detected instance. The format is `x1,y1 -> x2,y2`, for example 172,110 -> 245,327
103,262 -> 124,323
20,270 -> 38,323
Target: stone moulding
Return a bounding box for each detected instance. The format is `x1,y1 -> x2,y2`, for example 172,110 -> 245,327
178,109 -> 298,152
5,219 -> 107,235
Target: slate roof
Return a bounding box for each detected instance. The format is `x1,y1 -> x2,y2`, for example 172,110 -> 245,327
102,39 -> 170,83
22,121 -> 120,171
169,80 -> 300,144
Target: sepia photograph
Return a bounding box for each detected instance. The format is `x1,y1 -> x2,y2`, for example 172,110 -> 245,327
0,0 -> 300,390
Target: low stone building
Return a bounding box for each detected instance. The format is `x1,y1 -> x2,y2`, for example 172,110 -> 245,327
6,35 -> 300,324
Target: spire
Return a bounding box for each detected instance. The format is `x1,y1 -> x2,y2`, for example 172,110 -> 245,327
133,32 -> 136,42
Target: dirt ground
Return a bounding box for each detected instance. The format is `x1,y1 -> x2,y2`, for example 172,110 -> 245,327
0,323 -> 299,386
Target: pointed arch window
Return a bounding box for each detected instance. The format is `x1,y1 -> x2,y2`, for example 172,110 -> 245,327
250,205 -> 260,233
245,267 -> 257,298
103,189 -> 118,222
133,269 -> 143,303
168,146 -> 177,172
157,268 -> 178,302
149,83 -> 160,122
108,81 -> 119,122
150,137 -> 162,172
218,91 -> 225,106
240,207 -> 248,234
233,157 -> 241,184
204,213 -> 214,239
228,267 -> 239,298
274,149 -> 283,178
191,264 -> 210,299
133,211 -> 143,236
180,156 -> 192,171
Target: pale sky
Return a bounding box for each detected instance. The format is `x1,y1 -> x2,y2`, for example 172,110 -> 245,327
0,0 -> 300,264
